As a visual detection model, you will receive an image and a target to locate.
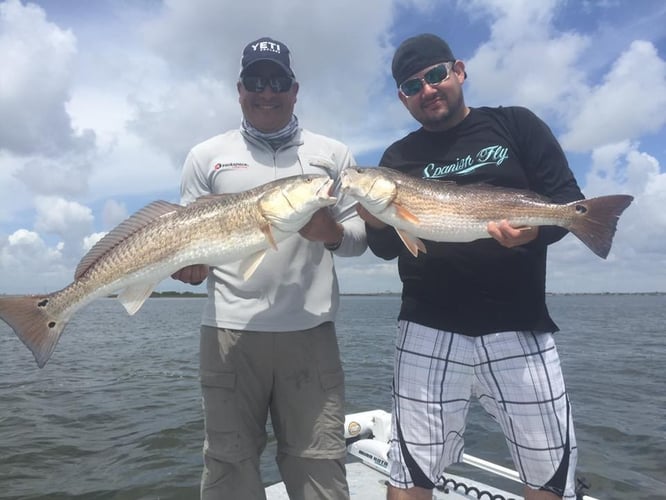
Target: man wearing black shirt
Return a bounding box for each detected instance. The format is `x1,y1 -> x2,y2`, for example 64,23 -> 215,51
358,33 -> 581,500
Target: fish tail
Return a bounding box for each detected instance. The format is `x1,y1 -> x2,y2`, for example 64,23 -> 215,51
566,194 -> 634,259
0,294 -> 67,368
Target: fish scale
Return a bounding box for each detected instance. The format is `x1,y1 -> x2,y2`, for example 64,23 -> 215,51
393,188 -> 577,241
0,174 -> 336,368
46,193 -> 272,320
341,166 -> 633,258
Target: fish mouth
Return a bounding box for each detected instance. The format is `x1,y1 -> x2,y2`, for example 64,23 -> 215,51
339,168 -> 373,197
319,177 -> 337,203
339,168 -> 357,192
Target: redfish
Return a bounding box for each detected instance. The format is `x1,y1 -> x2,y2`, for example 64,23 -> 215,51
0,174 -> 336,367
341,166 -> 632,259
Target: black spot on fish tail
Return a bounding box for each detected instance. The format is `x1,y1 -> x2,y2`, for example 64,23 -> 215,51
566,194 -> 634,259
0,294 -> 67,368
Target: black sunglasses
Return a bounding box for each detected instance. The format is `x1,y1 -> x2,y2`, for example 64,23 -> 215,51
241,75 -> 294,93
399,63 -> 453,97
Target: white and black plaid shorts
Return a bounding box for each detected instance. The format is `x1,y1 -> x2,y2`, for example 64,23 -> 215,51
388,320 -> 578,499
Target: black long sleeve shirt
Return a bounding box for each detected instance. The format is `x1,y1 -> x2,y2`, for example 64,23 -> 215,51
368,106 -> 584,336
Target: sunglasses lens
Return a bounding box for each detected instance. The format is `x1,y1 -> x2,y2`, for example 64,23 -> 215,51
400,79 -> 423,97
424,65 -> 449,85
400,64 -> 451,96
242,76 -> 264,92
242,76 -> 293,93
271,77 -> 293,92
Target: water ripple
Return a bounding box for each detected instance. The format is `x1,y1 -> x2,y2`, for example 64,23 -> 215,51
1,295 -> 665,499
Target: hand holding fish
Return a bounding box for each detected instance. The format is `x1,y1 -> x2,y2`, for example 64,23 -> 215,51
299,207 -> 344,247
487,221 -> 539,248
171,264 -> 209,285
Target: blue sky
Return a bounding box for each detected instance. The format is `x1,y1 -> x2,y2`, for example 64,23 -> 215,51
1,0 -> 665,294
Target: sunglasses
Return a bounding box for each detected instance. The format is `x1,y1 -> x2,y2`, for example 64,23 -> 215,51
241,75 -> 294,93
399,63 -> 453,97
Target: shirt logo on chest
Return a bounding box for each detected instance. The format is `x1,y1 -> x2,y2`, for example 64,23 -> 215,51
423,144 -> 509,179
213,162 -> 249,171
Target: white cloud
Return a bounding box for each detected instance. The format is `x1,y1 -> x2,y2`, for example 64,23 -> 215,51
13,148 -> 96,197
560,41 -> 666,151
34,197 -> 93,236
0,229 -> 69,292
0,0 -> 664,295
33,196 -> 93,260
101,199 -> 129,230
585,143 -> 666,252
128,77 -> 240,168
83,232 -> 106,253
0,0 -> 99,230
66,89 -> 132,149
546,141 -> 666,292
463,0 -> 589,118
7,228 -> 52,256
134,0 -> 398,159
0,0 -> 90,156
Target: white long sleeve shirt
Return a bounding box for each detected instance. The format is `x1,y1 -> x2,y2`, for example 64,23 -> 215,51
179,127 -> 367,332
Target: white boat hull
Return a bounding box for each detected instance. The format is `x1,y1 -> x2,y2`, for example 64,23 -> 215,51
266,409 -> 600,500
266,461 -> 516,499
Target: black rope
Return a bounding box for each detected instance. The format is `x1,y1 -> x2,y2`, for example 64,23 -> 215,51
432,474 -> 593,499
435,475 -> 517,500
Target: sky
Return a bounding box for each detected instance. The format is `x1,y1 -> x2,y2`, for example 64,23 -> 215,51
0,0 -> 665,295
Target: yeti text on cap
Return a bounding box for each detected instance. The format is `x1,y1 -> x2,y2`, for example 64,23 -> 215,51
252,40 -> 282,53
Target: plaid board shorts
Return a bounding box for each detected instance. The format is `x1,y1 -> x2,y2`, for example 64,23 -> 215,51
388,320 -> 578,499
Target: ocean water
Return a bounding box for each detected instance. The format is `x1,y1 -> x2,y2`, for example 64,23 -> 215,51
1,294 -> 664,500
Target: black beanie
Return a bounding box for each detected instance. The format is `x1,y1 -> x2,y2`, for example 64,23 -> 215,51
392,33 -> 457,87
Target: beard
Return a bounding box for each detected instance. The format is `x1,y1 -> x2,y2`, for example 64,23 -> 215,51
417,91 -> 466,131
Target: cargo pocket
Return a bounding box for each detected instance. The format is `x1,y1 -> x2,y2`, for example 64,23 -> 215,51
200,370 -> 246,460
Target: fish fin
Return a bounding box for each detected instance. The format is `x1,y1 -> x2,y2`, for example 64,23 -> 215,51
261,224 -> 278,251
0,294 -> 66,368
239,250 -> 267,281
117,282 -> 158,315
393,203 -> 420,224
75,201 -> 182,280
396,229 -> 427,257
566,194 -> 634,259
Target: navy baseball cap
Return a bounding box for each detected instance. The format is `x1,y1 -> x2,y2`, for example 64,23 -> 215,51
240,37 -> 294,77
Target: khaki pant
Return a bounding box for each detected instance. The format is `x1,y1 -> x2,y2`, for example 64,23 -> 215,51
199,322 -> 349,500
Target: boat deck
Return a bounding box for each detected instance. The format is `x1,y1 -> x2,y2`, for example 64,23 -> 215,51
266,459 -> 524,499
265,410 -> 598,500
